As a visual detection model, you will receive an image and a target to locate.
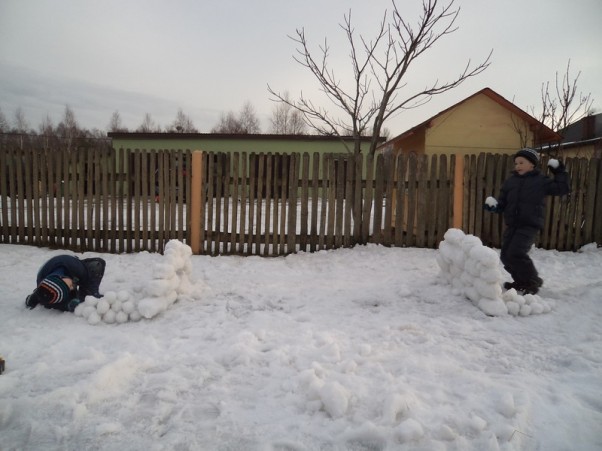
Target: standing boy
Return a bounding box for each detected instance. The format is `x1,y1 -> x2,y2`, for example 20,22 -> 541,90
484,148 -> 570,294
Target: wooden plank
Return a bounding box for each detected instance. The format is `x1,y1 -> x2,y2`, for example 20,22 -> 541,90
299,152 -> 310,252
255,153 -> 265,255
238,153 -> 247,255
246,153 -> 257,255
334,154 -> 345,249
263,153 -> 273,256
425,154 -> 438,248
287,153 -> 299,254
205,152 -> 215,254
230,152 -> 240,253
581,158 -> 597,245
23,149 -> 33,244
318,153 -> 328,250
271,154 -> 281,256
169,151 -> 178,243
593,158 -> 602,245
344,155 -> 354,247
382,155 -> 394,246
415,154 -> 428,248
572,158 -> 588,251
279,154 -> 289,255
0,146 -> 9,242
436,154 -> 449,246
39,150 -> 49,247
326,155 -> 337,249
394,154 -> 406,247
372,154 -> 385,245
352,153 -> 363,245
215,152 -> 224,254
405,153 -> 417,247
15,149 -> 25,243
362,154 -> 374,244
221,152 -> 231,253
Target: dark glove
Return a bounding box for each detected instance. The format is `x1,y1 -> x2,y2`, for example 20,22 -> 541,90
25,294 -> 39,310
548,159 -> 565,175
68,298 -> 82,312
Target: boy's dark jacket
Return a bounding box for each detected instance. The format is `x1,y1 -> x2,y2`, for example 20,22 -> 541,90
497,168 -> 570,230
34,255 -> 105,311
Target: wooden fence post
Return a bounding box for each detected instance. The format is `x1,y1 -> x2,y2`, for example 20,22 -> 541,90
453,154 -> 464,229
189,150 -> 204,254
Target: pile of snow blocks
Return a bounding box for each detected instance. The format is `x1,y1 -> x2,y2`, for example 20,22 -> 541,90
436,228 -> 553,317
75,240 -> 194,324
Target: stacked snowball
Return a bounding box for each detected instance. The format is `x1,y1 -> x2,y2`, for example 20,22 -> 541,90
436,228 -> 552,316
74,239 -> 195,325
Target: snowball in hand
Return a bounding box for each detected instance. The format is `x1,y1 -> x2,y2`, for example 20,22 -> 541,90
485,196 -> 498,207
548,158 -> 559,168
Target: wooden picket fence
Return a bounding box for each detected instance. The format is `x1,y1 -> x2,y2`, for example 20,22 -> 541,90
1,146 -> 601,255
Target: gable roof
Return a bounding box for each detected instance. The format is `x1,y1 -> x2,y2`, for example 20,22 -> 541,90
380,87 -> 562,148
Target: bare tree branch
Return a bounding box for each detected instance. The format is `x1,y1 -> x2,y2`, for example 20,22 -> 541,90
268,0 -> 491,154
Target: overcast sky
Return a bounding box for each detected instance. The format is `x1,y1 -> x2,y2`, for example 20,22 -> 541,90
1,0 -> 600,136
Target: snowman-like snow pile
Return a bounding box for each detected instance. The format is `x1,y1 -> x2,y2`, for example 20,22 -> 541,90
74,240 -> 195,325
436,228 -> 553,316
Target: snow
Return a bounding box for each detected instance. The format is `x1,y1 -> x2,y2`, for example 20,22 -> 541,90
437,229 -> 553,317
1,236 -> 601,450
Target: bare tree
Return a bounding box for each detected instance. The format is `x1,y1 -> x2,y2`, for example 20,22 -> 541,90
55,105 -> 80,151
108,110 -> 128,133
168,108 -> 198,133
533,59 -> 594,134
13,107 -> 30,133
268,0 -> 491,154
38,114 -> 56,150
136,113 -> 161,132
211,102 -> 261,134
270,91 -> 308,134
0,107 -> 8,133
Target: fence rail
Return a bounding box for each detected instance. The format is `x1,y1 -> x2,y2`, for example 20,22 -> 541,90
1,146 -> 601,255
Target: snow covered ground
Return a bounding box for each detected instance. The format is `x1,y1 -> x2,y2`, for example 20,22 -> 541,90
1,237 -> 601,450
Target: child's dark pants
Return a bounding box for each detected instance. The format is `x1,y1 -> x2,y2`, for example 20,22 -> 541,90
500,226 -> 540,286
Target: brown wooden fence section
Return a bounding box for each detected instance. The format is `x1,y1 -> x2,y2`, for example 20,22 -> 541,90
1,146 -> 601,255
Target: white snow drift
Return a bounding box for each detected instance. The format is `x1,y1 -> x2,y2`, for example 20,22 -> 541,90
437,228 -> 553,316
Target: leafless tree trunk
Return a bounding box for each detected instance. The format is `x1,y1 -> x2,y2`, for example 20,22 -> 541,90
268,0 -> 491,154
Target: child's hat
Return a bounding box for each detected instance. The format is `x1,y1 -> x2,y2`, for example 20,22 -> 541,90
514,148 -> 539,166
28,275 -> 71,307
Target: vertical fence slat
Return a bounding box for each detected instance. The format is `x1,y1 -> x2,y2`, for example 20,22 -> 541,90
300,152 -> 310,252
271,154 -> 281,256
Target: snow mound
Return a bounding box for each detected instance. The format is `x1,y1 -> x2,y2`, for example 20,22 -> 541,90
76,240 -> 196,324
437,228 -> 553,316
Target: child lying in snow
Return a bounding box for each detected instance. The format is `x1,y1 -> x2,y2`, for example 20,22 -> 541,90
25,255 -> 105,312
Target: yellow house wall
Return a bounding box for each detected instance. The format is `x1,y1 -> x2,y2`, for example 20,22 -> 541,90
424,94 -> 534,157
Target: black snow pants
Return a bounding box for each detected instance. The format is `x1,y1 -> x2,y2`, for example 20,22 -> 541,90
500,226 -> 539,285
